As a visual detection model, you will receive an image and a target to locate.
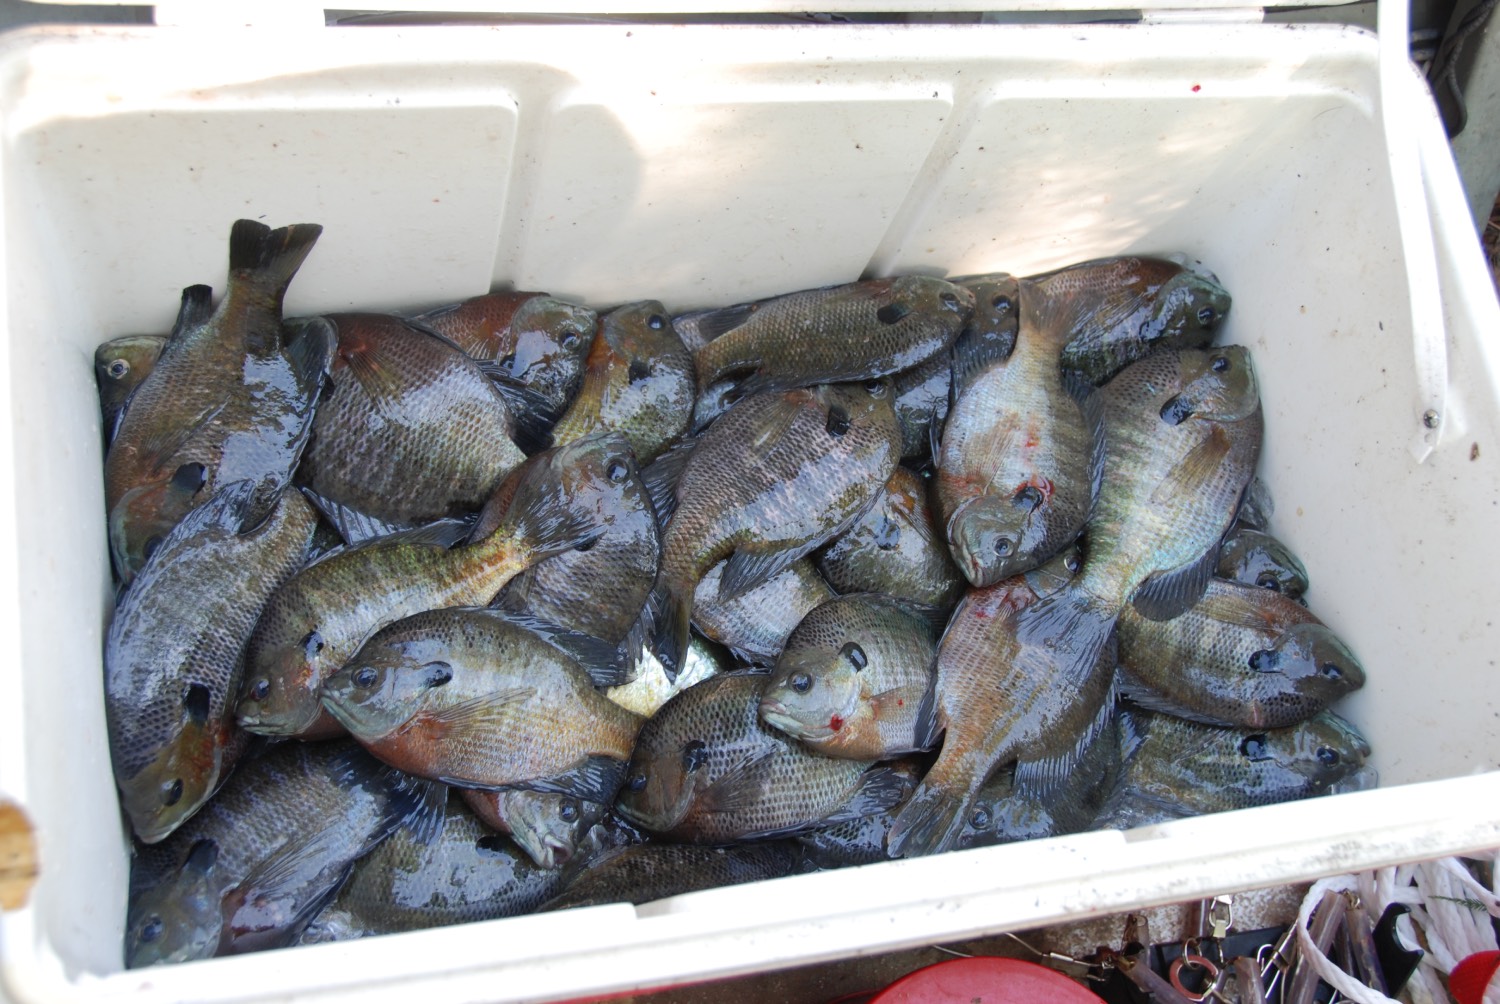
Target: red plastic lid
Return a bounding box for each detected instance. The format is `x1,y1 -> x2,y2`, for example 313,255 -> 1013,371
1450,951 -> 1500,1004
870,957 -> 1104,1004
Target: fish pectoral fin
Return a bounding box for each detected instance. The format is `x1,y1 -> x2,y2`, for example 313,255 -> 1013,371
1130,539 -> 1220,622
642,435 -> 699,526
333,324 -> 417,424
741,393 -> 803,462
298,486 -> 413,546
232,824 -> 351,913
504,755 -> 628,804
1190,580 -> 1294,630
475,361 -> 556,455
1148,424 -> 1232,508
137,400 -> 227,473
910,672 -> 945,752
698,748 -> 781,815
818,764 -> 919,827
472,608 -> 627,688
1013,682 -> 1118,802
950,316 -> 1016,397
422,688 -> 534,730
1115,665 -> 1239,727
718,540 -> 816,602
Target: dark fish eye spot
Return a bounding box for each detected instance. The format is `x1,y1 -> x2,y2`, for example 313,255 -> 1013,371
142,535 -> 164,563
575,538 -> 597,552
875,516 -> 901,551
876,303 -> 910,325
107,359 -> 130,379
423,662 -> 453,688
249,678 -> 270,702
826,407 -> 851,438
1211,354 -> 1231,372
840,642 -> 868,671
1316,746 -> 1340,766
561,331 -> 581,349
558,800 -> 580,823
627,774 -> 647,792
1319,662 -> 1343,681
162,778 -> 184,806
499,352 -> 517,372
1248,649 -> 1279,672
1013,485 -> 1045,512
790,672 -> 813,694
182,683 -> 211,723
1240,735 -> 1271,761
352,666 -> 379,689
606,458 -> 630,483
628,359 -> 652,383
994,537 -> 1014,557
1159,394 -> 1193,425
681,739 -> 709,773
647,314 -> 666,330
969,807 -> 991,829
139,916 -> 164,944
1199,307 -> 1218,328
475,835 -> 508,855
940,291 -> 959,305
1255,572 -> 1283,592
170,462 -> 208,495
991,294 -> 1012,312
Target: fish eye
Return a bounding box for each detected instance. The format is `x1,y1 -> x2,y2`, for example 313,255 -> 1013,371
1211,354 -> 1231,372
994,537 -> 1014,557
940,291 -> 959,306
301,631 -> 325,658
647,314 -> 666,331
969,807 -> 991,829
840,642 -> 868,671
681,739 -> 709,773
606,458 -> 630,483
876,303 -> 911,325
142,535 -> 164,562
790,672 -> 813,694
170,462 -> 207,495
558,800 -> 580,823
627,773 -> 647,792
1247,649 -> 1279,672
991,294 -> 1011,312
1013,485 -> 1045,511
1254,572 -> 1282,592
161,778 -> 184,806
1319,663 -> 1343,681
139,916 -> 164,944
1064,552 -> 1082,574
1316,746 -> 1340,766
107,359 -> 130,379
1199,306 -> 1218,328
248,678 -> 270,702
862,379 -> 884,395
499,352 -> 517,372
1239,734 -> 1271,761
352,667 -> 379,689
561,331 -> 581,349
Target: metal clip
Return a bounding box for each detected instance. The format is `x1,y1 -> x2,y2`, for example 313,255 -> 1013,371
1208,895 -> 1233,940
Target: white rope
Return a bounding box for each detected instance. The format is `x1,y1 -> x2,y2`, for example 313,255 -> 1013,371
1293,876 -> 1404,1004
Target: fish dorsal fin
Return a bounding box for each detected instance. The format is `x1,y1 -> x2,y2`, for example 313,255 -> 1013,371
1130,539 -> 1220,622
642,435 -> 699,528
718,537 -> 820,603
688,302 -> 759,343
297,486 -> 413,546
374,516 -> 476,551
1114,664 -> 1238,727
698,747 -> 781,815
1013,680 -> 1118,801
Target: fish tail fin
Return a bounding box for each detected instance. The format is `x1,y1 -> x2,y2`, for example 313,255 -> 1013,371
228,219 -> 323,312
651,579 -> 693,684
885,778 -> 969,859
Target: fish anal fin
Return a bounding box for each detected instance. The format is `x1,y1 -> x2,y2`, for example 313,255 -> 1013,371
1012,679 -> 1118,801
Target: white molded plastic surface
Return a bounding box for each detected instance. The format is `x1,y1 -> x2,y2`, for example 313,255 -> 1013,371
0,19 -> 1496,1004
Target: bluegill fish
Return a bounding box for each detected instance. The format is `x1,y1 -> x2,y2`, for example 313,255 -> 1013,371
653,383 -> 901,678
1094,709 -> 1375,829
1217,527 -> 1310,600
760,594 -> 937,760
296,794 -> 566,941
323,606 -> 642,799
461,788 -> 607,870
105,220 -> 333,581
125,741 -> 442,967
296,312 -> 528,540
96,334 -> 166,442
885,548 -> 1117,858
692,558 -> 836,666
892,353 -> 954,460
1024,256 -> 1231,385
617,670 -> 912,842
540,841 -> 801,912
936,276 -> 1098,586
1115,578 -> 1363,728
106,483 -> 317,843
549,301 -> 694,465
237,437 -> 620,739
686,276 -> 973,396
412,292 -> 597,428
816,466 -> 963,613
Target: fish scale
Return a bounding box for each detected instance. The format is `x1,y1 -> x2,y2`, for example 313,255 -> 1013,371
541,842 -> 801,911
617,671 -> 894,843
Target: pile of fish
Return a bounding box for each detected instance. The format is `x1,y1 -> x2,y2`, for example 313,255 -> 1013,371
100,219 -> 1375,968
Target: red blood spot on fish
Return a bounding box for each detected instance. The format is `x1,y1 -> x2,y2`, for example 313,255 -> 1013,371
829,715 -> 845,732
1016,475 -> 1056,501
897,699 -> 904,707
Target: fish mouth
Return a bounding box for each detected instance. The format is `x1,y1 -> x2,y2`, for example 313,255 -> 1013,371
759,701 -> 830,741
1328,765 -> 1379,794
